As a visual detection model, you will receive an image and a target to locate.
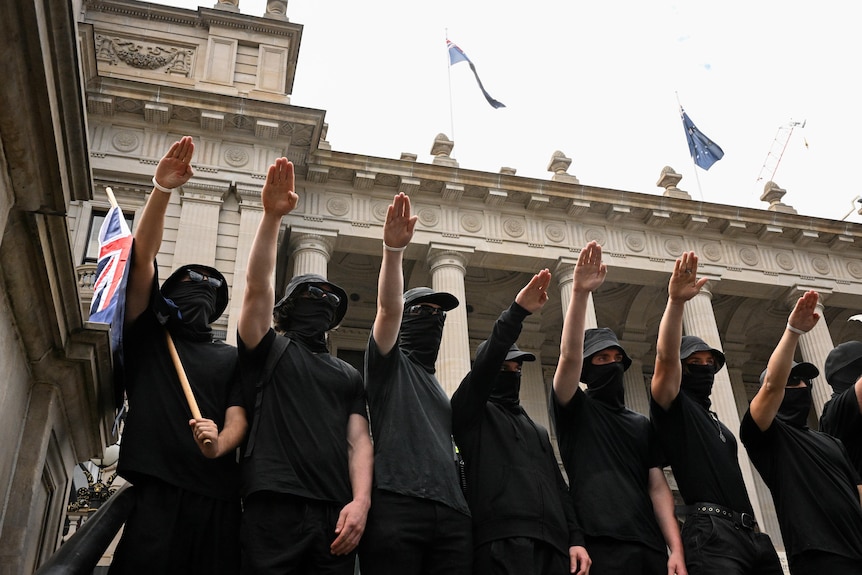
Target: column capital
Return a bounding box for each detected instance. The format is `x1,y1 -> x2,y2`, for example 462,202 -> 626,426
554,256 -> 578,278
427,243 -> 474,273
236,183 -> 263,210
179,181 -> 229,204
288,228 -> 337,257
786,285 -> 832,310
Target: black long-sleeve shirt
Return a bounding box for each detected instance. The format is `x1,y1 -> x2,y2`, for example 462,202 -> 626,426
451,302 -> 584,555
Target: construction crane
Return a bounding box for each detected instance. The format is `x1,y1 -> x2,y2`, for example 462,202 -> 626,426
755,119 -> 806,184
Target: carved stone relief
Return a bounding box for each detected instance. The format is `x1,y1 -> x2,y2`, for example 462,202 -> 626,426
96,34 -> 193,75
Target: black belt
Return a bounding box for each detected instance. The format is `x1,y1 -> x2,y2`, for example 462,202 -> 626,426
678,502 -> 758,531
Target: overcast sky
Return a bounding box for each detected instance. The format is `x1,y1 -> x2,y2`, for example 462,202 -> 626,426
149,0 -> 862,223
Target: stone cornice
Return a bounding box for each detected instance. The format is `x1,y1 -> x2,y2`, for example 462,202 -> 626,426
310,150 -> 862,246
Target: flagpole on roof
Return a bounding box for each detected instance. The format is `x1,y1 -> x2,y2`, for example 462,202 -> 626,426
676,92 -> 704,202
446,29 -> 456,141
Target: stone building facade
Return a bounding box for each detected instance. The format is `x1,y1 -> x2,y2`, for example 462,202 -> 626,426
3,0 -> 862,572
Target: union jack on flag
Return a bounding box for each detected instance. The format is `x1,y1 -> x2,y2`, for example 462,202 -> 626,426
89,205 -> 132,324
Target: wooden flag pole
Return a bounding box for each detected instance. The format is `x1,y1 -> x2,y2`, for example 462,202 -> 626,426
165,330 -> 212,445
105,186 -> 118,209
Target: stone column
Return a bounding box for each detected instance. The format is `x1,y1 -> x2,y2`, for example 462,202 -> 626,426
289,228 -> 335,278
724,342 -> 784,549
791,289 -> 834,417
619,340 -> 650,416
172,182 -> 227,271
681,282 -> 766,525
518,328 -> 550,430
226,185 -> 263,345
555,258 -> 597,329
428,244 -> 473,396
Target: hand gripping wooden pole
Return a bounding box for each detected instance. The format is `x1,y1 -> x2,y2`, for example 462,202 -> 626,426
165,330 -> 212,445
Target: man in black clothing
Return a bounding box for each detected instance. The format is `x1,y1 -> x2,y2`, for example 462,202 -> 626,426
237,156 -> 373,574
740,290 -> 862,574
820,340 -> 862,476
451,270 -> 591,575
651,251 -> 783,575
551,241 -> 686,575
359,192 -> 472,575
110,136 -> 247,575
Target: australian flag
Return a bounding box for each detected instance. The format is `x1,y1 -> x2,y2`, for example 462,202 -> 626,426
447,39 -> 505,109
89,204 -> 132,325
681,108 -> 724,170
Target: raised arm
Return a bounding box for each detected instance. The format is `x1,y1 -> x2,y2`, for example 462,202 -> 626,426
554,241 -> 606,406
651,252 -> 708,410
749,290 -> 820,431
237,158 -> 297,349
125,136 -> 195,323
648,467 -> 687,575
372,193 -> 417,354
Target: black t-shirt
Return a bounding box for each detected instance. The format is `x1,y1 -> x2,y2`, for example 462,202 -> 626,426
820,388 -> 862,477
365,335 -> 470,515
740,411 -> 862,561
650,391 -> 754,514
238,329 -> 366,504
551,390 -> 666,551
118,291 -> 242,502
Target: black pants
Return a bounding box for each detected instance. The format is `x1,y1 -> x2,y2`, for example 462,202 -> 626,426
473,538 -> 569,575
790,550 -> 862,575
584,535 -> 666,575
241,491 -> 356,575
109,478 -> 241,575
358,489 -> 472,575
681,513 -> 784,575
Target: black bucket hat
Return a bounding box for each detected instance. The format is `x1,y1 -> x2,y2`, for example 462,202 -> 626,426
583,328 -> 632,371
680,335 -> 726,374
505,343 -> 536,363
161,264 -> 229,324
403,286 -> 459,311
274,273 -> 348,329
759,361 -> 819,385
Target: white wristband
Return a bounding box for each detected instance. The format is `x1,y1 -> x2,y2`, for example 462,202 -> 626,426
383,242 -> 407,252
786,322 -> 806,335
152,176 -> 176,194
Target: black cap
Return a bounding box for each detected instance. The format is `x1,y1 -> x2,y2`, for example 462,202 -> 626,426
505,343 -> 536,363
680,335 -> 726,374
583,328 -> 632,371
759,361 -> 819,385
403,287 -> 459,311
824,341 -> 862,387
161,264 -> 229,324
274,273 -> 348,329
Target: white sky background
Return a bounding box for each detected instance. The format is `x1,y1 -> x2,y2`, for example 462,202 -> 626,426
151,0 -> 862,223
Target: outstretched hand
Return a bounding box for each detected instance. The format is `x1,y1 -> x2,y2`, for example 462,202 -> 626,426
515,269 -> 551,314
262,157 -> 298,217
573,241 -> 606,294
788,290 -> 820,333
668,251 -> 708,303
154,136 -> 195,189
383,193 -> 417,249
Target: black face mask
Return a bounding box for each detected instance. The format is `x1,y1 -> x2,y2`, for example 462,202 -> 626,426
583,362 -> 626,410
490,370 -> 522,411
777,385 -> 812,428
164,281 -> 216,341
284,298 -> 334,352
681,363 -> 715,410
399,311 -> 445,373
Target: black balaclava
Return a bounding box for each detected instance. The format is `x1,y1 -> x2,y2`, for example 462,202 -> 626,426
583,361 -> 626,410
163,281 -> 217,341
681,363 -> 715,410
399,311 -> 445,373
284,296 -> 334,353
777,384 -> 813,428
489,370 -> 522,411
